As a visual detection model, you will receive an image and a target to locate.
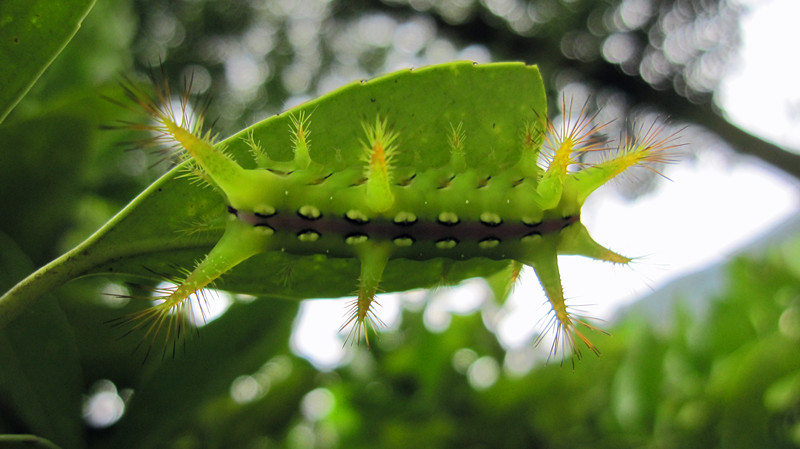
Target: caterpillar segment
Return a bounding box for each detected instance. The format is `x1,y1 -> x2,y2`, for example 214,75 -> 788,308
119,64 -> 678,360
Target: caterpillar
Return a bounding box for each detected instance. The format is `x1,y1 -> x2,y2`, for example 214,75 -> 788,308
114,62 -> 679,360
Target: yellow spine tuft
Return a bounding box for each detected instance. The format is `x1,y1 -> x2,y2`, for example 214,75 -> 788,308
448,121 -> 467,172
567,119 -> 682,205
542,97 -> 607,179
536,97 -> 609,208
524,245 -> 604,365
341,244 -> 391,346
290,111 -> 312,169
362,116 -> 397,213
516,119 -> 545,178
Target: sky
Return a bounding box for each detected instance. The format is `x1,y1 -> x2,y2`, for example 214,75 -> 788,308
290,0 -> 800,370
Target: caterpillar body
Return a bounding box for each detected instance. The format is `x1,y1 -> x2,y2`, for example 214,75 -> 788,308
117,62 -> 678,359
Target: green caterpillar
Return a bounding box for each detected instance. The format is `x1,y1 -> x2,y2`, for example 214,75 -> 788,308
116,61 -> 678,359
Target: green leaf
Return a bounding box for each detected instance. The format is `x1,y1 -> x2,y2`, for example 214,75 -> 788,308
0,233 -> 83,449
0,112 -> 92,263
0,434 -> 63,449
107,298 -> 299,449
0,61 -> 546,326
0,0 -> 96,123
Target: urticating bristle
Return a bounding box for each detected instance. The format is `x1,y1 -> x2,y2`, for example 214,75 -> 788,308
542,96 -> 610,174
113,68 -> 254,202
340,244 -> 392,346
618,120 -> 685,173
533,97 -> 613,209
105,70 -> 215,164
243,129 -> 276,170
566,118 -> 683,205
290,111 -> 313,169
105,269 -> 215,361
448,121 -> 467,172
523,240 -> 609,365
340,293 -> 385,347
535,304 -> 606,366
107,220 -> 270,358
362,117 -> 398,213
516,118 -> 546,178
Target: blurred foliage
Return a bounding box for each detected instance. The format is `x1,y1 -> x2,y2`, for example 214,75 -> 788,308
6,213 -> 800,448
0,0 -> 96,123
2,0 -> 800,448
128,0 -> 742,129
300,244 -> 800,449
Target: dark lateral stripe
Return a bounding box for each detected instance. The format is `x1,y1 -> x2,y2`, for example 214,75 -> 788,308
235,210 -> 579,242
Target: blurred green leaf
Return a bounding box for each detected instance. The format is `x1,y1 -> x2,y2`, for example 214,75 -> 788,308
610,321 -> 665,432
0,113 -> 91,263
0,434 -> 63,449
0,233 -> 83,449
107,297 -> 299,449
0,0 -> 96,123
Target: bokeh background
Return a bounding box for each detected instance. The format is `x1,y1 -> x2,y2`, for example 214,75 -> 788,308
2,0 -> 800,448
